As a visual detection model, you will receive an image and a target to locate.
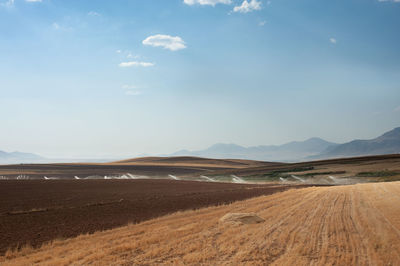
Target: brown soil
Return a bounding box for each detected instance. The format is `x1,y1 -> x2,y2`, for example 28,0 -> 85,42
0,179 -> 312,255
2,181 -> 399,265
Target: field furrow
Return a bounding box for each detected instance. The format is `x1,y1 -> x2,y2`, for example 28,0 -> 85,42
2,182 -> 400,265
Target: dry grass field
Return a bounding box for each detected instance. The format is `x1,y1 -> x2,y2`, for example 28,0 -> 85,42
2,181 -> 399,265
112,156 -> 274,168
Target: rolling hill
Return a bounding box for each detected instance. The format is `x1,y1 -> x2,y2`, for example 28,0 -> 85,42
112,156 -> 275,168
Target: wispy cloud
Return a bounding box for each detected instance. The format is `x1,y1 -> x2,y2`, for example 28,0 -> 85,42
51,22 -> 73,32
88,11 -> 100,16
183,0 -> 231,6
125,90 -> 142,96
122,85 -> 138,90
330,38 -> 337,44
259,20 -> 266,26
118,61 -> 154,67
52,22 -> 60,30
25,0 -> 42,2
233,0 -> 262,13
378,0 -> 400,2
143,34 -> 186,51
0,0 -> 15,8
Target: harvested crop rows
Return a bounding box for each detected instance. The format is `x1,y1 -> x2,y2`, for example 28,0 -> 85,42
2,182 -> 399,265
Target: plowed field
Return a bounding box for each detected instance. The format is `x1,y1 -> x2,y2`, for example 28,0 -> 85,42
2,182 -> 400,265
0,179 -> 311,255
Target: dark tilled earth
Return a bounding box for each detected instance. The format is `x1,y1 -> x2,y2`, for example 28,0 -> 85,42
0,179 -> 314,254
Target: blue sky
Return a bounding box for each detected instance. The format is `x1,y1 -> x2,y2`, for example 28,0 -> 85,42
0,0 -> 399,158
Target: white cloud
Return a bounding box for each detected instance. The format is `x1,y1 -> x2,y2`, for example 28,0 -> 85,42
2,0 -> 42,7
330,38 -> 337,44
51,22 -> 73,32
125,91 -> 142,96
183,0 -> 231,6
52,22 -> 60,30
118,61 -> 154,67
122,85 -> 138,90
142,34 -> 186,51
1,0 -> 14,7
88,11 -> 100,16
233,0 -> 262,13
259,20 -> 266,26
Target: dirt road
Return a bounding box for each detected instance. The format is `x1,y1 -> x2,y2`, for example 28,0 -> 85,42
2,182 -> 400,265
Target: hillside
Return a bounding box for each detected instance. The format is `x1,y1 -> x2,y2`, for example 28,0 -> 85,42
315,127 -> 400,159
111,156 -> 274,168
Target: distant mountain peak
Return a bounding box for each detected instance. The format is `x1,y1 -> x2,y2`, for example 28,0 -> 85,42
169,137 -> 338,162
0,150 -> 44,164
377,127 -> 400,140
314,127 -> 400,159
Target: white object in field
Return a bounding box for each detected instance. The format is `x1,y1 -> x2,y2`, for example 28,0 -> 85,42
168,174 -> 179,180
127,173 -> 149,179
201,175 -> 216,182
231,175 -> 246,183
291,175 -> 305,183
328,175 -> 338,183
17,174 -> 29,180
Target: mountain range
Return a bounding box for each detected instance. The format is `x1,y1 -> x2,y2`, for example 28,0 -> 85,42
0,150 -> 44,164
1,127 -> 399,164
171,137 -> 337,162
170,127 -> 400,162
313,127 -> 400,159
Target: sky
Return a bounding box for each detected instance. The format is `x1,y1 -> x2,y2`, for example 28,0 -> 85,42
0,0 -> 399,159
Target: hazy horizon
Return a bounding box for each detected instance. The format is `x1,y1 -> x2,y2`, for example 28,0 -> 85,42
1,0 -> 399,159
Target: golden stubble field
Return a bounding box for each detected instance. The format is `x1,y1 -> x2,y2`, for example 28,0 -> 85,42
2,181 -> 400,265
